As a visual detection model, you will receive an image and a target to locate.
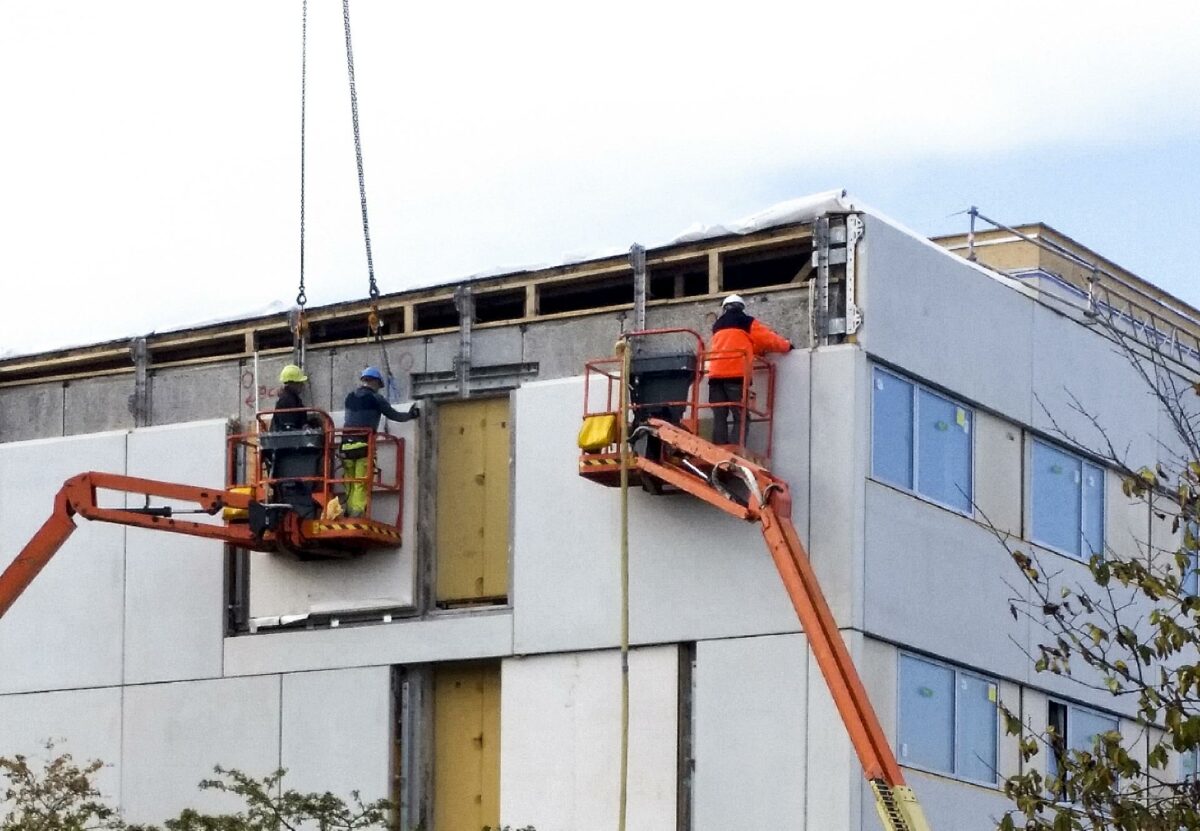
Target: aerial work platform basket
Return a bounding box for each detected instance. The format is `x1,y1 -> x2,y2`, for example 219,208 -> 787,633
226,408 -> 405,554
578,327 -> 776,487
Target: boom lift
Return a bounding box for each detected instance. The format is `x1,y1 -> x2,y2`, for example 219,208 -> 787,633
0,409 -> 404,620
578,329 -> 932,831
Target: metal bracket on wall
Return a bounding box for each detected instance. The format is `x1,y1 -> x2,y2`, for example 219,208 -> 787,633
128,336 -> 150,427
812,217 -> 831,346
453,286 -> 474,399
630,243 -> 647,333
811,213 -> 865,343
411,362 -> 539,399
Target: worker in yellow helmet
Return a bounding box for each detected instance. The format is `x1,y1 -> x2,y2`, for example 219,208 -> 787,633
270,364 -> 316,431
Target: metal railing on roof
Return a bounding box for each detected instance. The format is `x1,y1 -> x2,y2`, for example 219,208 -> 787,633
967,208 -> 1200,372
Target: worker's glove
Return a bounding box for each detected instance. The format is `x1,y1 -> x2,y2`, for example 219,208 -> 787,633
787,343 -> 796,352
408,404 -> 421,419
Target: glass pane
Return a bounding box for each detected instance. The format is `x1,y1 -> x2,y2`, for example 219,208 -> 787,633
899,655 -> 954,773
1070,707 -> 1118,755
1184,748 -> 1198,779
872,370 -> 914,489
1184,549 -> 1198,597
1082,463 -> 1105,557
955,674 -> 998,782
1032,441 -> 1083,557
916,389 -> 972,513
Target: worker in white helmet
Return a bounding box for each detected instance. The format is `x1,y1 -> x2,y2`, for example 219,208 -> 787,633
707,294 -> 792,446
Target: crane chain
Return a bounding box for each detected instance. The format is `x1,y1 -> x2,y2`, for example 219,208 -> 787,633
342,0 -> 378,301
296,0 -> 309,309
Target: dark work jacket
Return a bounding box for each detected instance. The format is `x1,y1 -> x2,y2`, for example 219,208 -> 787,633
271,386 -> 308,431
343,386 -> 413,433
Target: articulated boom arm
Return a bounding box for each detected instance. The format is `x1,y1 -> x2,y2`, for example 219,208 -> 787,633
0,472 -> 279,620
637,419 -> 931,831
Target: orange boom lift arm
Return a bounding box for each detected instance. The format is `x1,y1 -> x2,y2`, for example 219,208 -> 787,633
577,329 -> 930,831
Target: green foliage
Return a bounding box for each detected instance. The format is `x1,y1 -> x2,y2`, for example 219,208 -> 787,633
0,742 -> 122,831
157,767 -> 392,831
998,332 -> 1200,830
0,751 -> 396,831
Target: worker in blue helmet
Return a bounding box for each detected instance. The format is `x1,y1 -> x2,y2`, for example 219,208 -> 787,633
341,367 -> 420,517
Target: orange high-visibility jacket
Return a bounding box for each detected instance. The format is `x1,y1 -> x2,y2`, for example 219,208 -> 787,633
707,310 -> 792,380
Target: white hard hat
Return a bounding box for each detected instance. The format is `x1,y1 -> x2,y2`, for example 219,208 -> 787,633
722,294 -> 746,307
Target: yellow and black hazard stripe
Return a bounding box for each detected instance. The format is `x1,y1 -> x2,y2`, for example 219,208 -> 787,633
579,454 -> 637,468
309,522 -> 403,541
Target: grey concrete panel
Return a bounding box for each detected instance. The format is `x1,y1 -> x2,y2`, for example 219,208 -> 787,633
1031,303 -> 1159,466
124,421 -> 227,684
858,214 -> 1036,424
0,686 -> 123,801
0,383 -> 64,443
693,634 -> 806,831
150,364 -> 241,426
862,481 -> 1031,681
280,666 -> 391,802
512,377 -> 800,656
0,432 -> 127,693
420,332 -> 461,377
223,609 -> 513,676
809,346 -> 868,628
472,327 -> 523,366
861,770 -> 1010,831
500,647 -> 677,831
520,315 -> 624,380
121,675 -> 281,824
248,414 -> 417,618
63,375 -> 135,435
974,412 -> 1023,537
329,340 -> 423,405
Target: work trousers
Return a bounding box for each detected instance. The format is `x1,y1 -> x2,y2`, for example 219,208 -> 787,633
341,443 -> 371,517
708,377 -> 745,446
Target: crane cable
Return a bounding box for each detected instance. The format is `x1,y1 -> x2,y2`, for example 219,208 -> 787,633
292,0 -> 310,368
341,0 -> 399,401
616,337 -> 632,831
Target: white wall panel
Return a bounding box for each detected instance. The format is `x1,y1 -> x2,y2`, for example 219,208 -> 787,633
974,413 -> 1023,538
124,421 -> 226,684
500,647 -> 677,831
858,215 -> 1036,423
861,770 -> 1011,831
1030,304 -> 1159,465
280,666 -> 391,802
693,634 -> 806,831
809,346 -> 868,629
224,610 -> 513,676
0,432 -> 127,693
0,686 -> 123,801
249,415 -> 418,618
863,481 -> 1030,681
121,675 -> 281,824
512,374 -> 804,656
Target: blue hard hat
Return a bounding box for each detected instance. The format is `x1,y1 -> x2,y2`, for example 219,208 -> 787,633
361,366 -> 384,382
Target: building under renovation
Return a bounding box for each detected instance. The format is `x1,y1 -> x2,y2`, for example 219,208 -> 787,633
0,191 -> 1196,830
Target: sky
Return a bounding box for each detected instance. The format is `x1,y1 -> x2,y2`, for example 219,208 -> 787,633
1,1 -> 1198,356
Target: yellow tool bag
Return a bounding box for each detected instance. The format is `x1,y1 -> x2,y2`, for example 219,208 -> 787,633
577,413 -> 619,451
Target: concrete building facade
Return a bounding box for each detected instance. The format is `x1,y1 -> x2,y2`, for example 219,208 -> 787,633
0,192 -> 1195,829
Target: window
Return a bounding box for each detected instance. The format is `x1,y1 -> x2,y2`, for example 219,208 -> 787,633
1030,439 -> 1105,559
1183,533 -> 1198,597
898,654 -> 998,783
1183,747 -> 1199,780
1047,700 -> 1118,780
872,368 -> 973,514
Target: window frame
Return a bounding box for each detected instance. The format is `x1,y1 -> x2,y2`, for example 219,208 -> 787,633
870,367 -> 976,517
897,652 -> 1000,786
1046,698 -> 1120,795
1028,436 -> 1107,561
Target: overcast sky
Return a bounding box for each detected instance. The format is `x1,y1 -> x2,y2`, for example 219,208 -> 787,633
1,1 -> 1198,356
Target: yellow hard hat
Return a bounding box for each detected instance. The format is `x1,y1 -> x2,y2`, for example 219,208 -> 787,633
280,364 -> 308,384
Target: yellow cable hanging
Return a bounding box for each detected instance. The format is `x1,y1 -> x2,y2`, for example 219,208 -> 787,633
616,337 -> 631,831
